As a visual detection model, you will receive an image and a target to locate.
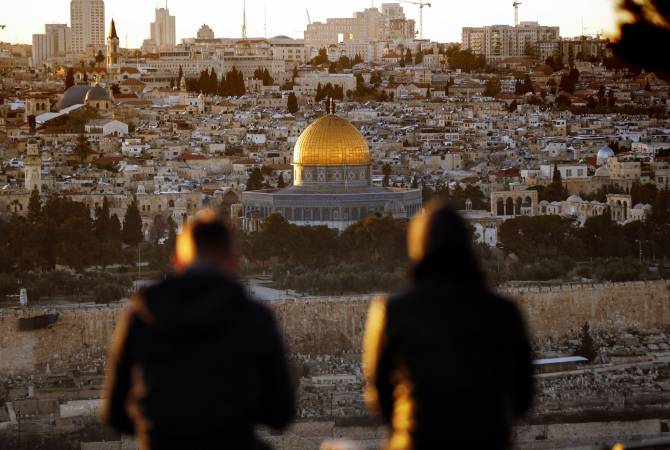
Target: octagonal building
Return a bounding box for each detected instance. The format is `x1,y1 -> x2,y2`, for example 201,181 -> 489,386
240,112 -> 422,232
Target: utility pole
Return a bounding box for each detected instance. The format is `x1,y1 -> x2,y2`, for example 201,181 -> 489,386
137,245 -> 141,287
243,0 -> 248,39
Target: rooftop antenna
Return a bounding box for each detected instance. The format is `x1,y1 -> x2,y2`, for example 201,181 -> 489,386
125,33 -> 128,49
242,0 -> 248,40
264,2 -> 267,38
513,1 -> 522,27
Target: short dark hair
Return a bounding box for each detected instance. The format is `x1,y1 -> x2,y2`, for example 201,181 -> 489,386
191,218 -> 232,258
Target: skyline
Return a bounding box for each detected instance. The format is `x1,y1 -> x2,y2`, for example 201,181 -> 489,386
4,0 -> 619,48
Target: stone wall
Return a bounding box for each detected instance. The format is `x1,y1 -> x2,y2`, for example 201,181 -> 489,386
1,280 -> 669,376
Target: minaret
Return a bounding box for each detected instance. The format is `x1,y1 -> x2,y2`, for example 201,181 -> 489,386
106,19 -> 120,67
24,141 -> 42,194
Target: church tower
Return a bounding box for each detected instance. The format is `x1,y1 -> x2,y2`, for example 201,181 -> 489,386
106,19 -> 120,68
24,141 -> 42,193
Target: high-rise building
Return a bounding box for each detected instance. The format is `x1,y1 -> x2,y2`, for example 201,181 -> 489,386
32,24 -> 71,66
150,5 -> 176,49
70,0 -> 105,55
461,22 -> 560,61
304,3 -> 415,50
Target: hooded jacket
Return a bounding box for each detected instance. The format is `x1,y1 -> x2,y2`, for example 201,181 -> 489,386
102,266 -> 295,450
363,207 -> 534,450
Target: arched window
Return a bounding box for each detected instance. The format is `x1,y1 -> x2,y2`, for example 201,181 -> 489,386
505,198 -> 514,216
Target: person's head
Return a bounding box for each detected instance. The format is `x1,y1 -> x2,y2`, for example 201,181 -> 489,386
173,209 -> 237,275
407,199 -> 484,286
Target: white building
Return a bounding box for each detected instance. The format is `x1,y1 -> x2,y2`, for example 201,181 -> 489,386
32,24 -> 71,67
304,3 -> 415,50
70,0 -> 105,55
149,6 -> 176,50
85,119 -> 129,136
461,22 -> 560,61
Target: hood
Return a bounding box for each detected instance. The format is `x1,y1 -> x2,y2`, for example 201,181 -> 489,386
410,205 -> 485,287
140,266 -> 246,336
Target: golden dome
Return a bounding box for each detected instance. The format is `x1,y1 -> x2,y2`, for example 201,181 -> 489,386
293,115 -> 371,166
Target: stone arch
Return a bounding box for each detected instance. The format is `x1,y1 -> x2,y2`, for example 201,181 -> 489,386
505,198 -> 514,216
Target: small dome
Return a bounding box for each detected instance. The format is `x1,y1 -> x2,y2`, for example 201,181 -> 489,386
594,165 -> 610,177
597,145 -> 615,160
85,85 -> 110,102
567,195 -> 583,203
58,85 -> 92,110
293,115 -> 370,167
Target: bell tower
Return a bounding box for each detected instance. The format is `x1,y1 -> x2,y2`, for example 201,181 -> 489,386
24,141 -> 42,193
107,19 -> 120,68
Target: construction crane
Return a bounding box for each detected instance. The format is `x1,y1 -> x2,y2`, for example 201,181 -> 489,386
513,1 -> 522,26
399,0 -> 431,40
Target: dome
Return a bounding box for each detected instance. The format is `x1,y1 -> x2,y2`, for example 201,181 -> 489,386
293,115 -> 371,167
57,85 -> 92,110
597,145 -> 615,160
567,195 -> 583,203
84,85 -> 109,102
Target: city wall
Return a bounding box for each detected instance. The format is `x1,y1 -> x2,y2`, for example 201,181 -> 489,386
0,280 -> 669,376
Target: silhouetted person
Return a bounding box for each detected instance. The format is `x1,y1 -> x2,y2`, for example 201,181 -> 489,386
363,201 -> 533,450
102,211 -> 295,450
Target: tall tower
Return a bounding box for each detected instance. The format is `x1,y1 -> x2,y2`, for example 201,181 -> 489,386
106,19 -> 120,67
150,3 -> 177,49
70,0 -> 105,55
24,141 -> 42,194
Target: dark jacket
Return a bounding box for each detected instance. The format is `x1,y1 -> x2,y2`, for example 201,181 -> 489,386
363,208 -> 533,450
102,266 -> 295,450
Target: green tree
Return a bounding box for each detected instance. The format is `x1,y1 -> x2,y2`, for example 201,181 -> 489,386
65,68 -> 75,90
414,51 -> 423,65
484,77 -> 501,97
74,134 -> 93,164
246,167 -> 265,191
27,187 -> 41,224
93,196 -> 111,240
287,92 -> 298,114
95,50 -> 105,65
541,163 -> 568,202
310,48 -> 329,66
122,198 -> 143,246
277,172 -> 286,188
574,322 -> 598,361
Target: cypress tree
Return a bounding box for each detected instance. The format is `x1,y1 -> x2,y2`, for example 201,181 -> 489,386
122,198 -> 143,246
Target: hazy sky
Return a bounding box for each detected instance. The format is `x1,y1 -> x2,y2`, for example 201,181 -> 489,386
3,0 -> 620,47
